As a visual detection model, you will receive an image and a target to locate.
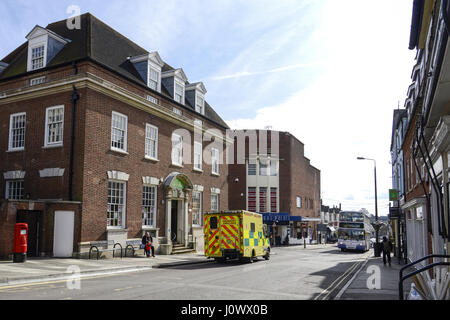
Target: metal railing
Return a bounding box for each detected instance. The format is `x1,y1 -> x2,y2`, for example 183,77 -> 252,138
399,254 -> 450,300
113,243 -> 123,259
89,246 -> 99,260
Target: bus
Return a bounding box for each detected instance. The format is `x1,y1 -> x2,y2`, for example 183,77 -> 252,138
337,211 -> 373,252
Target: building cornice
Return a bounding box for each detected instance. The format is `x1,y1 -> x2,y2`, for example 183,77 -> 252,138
0,72 -> 233,144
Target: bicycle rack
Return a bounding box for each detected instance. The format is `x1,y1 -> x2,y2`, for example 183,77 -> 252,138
125,244 -> 135,257
113,243 -> 123,258
399,254 -> 450,300
89,246 -> 99,260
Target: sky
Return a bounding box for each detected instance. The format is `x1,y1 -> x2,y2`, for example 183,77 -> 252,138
0,0 -> 417,215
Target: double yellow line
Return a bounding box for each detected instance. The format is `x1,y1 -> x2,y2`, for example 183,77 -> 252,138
314,254 -> 368,300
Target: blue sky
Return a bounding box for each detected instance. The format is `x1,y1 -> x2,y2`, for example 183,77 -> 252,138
0,0 -> 417,215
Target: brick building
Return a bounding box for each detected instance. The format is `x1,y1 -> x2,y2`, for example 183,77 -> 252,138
0,13 -> 230,258
227,130 -> 321,245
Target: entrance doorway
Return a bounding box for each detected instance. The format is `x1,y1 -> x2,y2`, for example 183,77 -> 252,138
171,200 -> 178,243
16,210 -> 42,257
53,211 -> 75,257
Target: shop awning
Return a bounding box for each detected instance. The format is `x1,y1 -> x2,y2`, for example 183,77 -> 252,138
261,213 -> 303,223
262,212 -> 290,223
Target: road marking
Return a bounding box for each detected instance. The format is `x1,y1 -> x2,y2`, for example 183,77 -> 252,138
0,267 -> 153,291
314,260 -> 362,300
114,286 -> 136,292
314,252 -> 370,300
334,258 -> 369,300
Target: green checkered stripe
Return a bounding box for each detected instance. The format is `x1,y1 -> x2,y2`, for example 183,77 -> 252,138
244,230 -> 264,247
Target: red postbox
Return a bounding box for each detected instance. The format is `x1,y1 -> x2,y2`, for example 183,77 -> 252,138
13,223 -> 28,263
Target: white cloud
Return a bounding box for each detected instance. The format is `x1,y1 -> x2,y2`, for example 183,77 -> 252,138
226,0 -> 417,214
209,62 -> 322,80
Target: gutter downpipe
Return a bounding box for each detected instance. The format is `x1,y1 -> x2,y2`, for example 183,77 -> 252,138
417,125 -> 444,238
69,84 -> 80,201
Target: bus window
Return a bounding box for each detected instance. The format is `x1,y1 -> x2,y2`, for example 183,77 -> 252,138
210,217 -> 218,229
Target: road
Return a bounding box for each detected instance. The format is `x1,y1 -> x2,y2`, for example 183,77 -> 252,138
0,244 -> 371,300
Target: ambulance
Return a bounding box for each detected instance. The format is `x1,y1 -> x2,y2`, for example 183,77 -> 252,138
204,210 -> 270,263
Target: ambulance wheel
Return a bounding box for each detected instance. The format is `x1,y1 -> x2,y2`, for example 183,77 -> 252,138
264,250 -> 270,260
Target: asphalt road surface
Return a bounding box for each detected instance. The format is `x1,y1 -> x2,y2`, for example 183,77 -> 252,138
0,245 -> 371,300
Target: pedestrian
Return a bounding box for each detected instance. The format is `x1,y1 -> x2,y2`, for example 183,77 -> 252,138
141,232 -> 155,257
382,236 -> 392,266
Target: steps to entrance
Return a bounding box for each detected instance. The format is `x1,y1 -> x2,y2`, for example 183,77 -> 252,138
171,244 -> 196,255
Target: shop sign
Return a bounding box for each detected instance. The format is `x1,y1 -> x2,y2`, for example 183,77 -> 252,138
389,207 -> 400,219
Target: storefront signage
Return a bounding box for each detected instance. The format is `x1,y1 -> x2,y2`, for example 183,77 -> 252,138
389,207 -> 400,219
389,189 -> 399,201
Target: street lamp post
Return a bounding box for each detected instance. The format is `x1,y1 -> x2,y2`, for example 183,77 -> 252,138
357,157 -> 381,257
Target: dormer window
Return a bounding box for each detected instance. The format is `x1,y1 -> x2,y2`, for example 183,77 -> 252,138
175,82 -> 184,104
186,82 -> 207,115
31,46 -> 45,70
26,26 -> 68,72
130,51 -> 164,93
196,93 -> 205,114
162,68 -> 188,105
148,67 -> 160,91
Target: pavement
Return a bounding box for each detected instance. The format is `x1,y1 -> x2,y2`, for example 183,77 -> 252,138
336,253 -> 414,300
0,252 -> 213,287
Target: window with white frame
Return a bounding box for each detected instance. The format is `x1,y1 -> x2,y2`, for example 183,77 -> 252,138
111,111 -> 127,152
259,159 -> 268,176
30,76 -> 45,86
148,67 -> 160,91
5,180 -> 24,200
171,133 -> 183,166
270,160 -> 278,176
9,113 -> 26,151
173,107 -> 182,116
31,45 -> 45,70
45,106 -> 64,146
146,95 -> 158,105
248,160 -> 256,176
296,196 -> 302,208
107,181 -> 126,228
196,94 -> 204,115
192,191 -> 203,226
270,187 -> 277,213
211,193 -> 219,211
145,124 -> 158,160
174,82 -> 184,104
194,141 -> 203,171
211,148 -> 219,175
142,185 -> 157,227
259,187 -> 267,213
248,187 -> 257,212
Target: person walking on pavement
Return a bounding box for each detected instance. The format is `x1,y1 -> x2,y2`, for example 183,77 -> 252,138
142,232 -> 155,257
382,236 -> 392,266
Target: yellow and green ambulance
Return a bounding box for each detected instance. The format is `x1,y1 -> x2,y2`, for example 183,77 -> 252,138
204,210 -> 270,263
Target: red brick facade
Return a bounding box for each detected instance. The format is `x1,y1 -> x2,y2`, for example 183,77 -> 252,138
0,61 -> 229,258
228,130 -> 321,242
